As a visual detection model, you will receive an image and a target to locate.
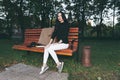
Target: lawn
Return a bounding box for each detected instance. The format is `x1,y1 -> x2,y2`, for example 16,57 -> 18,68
0,39 -> 120,80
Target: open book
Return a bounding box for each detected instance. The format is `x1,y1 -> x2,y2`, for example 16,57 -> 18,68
35,43 -> 45,48
36,45 -> 45,47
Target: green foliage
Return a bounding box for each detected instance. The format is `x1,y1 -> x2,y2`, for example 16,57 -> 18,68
84,23 -> 120,39
0,0 -> 120,39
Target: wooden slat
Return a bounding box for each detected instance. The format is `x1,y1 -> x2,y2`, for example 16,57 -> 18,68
13,45 -> 73,56
69,28 -> 79,32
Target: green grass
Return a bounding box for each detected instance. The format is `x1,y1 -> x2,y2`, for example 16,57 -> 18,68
0,39 -> 120,80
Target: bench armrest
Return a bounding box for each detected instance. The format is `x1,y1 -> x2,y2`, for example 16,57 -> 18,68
69,39 -> 78,52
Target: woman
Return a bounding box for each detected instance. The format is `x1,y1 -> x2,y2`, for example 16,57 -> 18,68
39,11 -> 70,74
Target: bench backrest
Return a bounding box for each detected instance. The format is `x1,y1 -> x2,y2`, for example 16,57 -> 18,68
24,27 -> 79,48
24,29 -> 42,45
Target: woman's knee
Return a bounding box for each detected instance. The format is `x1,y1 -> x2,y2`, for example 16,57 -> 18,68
44,47 -> 50,52
44,46 -> 52,51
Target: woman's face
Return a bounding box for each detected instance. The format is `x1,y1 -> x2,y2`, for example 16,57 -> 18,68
57,13 -> 64,23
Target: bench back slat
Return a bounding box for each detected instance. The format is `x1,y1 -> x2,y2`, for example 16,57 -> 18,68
24,28 -> 79,47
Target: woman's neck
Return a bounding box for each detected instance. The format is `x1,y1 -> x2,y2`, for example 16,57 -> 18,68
60,20 -> 64,23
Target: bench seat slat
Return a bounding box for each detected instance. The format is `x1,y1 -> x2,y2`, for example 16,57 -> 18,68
13,45 -> 73,56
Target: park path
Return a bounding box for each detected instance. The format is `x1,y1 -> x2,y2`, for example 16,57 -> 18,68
0,63 -> 68,80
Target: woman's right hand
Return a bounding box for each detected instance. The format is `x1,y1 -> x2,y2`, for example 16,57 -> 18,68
45,44 -> 51,49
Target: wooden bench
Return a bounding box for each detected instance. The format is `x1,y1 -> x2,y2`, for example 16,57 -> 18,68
12,27 -> 79,56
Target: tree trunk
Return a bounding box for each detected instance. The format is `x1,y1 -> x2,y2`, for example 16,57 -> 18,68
97,11 -> 102,38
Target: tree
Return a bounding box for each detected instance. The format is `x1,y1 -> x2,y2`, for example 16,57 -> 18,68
93,0 -> 109,38
108,0 -> 120,38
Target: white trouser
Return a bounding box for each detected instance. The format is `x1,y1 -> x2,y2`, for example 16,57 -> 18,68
43,43 -> 69,64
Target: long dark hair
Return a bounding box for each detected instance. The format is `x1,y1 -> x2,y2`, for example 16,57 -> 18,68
56,11 -> 68,24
